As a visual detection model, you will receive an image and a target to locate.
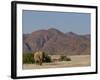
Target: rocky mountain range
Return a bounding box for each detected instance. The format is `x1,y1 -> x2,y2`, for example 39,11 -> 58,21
23,28 -> 90,55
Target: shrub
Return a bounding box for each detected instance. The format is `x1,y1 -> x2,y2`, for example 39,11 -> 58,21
59,55 -> 71,61
66,57 -> 71,61
43,52 -> 52,63
23,53 -> 35,64
44,55 -> 52,63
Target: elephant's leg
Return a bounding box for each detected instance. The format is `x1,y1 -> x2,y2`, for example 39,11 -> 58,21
39,59 -> 42,66
35,60 -> 39,65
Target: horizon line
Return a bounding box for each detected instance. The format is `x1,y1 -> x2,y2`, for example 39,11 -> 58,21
23,28 -> 90,35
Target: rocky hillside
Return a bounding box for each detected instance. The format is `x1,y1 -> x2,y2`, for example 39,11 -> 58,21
23,28 -> 90,55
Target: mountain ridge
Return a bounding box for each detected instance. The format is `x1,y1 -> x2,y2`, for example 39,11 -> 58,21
23,28 -> 90,55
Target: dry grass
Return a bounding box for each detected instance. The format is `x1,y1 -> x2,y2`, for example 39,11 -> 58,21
22,55 -> 90,69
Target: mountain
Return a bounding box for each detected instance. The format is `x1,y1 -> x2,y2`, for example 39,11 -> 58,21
23,28 -> 90,55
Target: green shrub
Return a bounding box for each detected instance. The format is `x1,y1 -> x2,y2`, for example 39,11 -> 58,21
23,53 -> 35,64
66,57 -> 71,61
59,55 -> 71,61
43,55 -> 52,63
41,52 -> 52,63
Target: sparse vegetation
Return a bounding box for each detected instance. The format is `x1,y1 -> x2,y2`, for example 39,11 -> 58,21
59,55 -> 71,61
66,57 -> 71,61
43,54 -> 52,63
23,55 -> 90,69
23,53 -> 35,64
23,52 -> 52,64
23,53 -> 72,64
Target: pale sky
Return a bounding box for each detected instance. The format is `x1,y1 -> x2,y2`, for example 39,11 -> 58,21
22,10 -> 90,34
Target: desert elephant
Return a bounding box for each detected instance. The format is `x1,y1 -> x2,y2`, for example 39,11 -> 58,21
34,51 -> 45,65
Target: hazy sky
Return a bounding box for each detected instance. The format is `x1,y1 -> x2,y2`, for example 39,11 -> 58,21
22,10 -> 90,34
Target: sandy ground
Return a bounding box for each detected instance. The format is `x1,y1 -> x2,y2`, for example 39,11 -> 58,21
22,55 -> 90,69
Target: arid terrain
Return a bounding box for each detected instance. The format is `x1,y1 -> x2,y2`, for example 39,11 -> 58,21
23,55 -> 90,69
23,28 -> 91,70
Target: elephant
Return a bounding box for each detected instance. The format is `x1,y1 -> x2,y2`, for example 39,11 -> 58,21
34,51 -> 45,65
